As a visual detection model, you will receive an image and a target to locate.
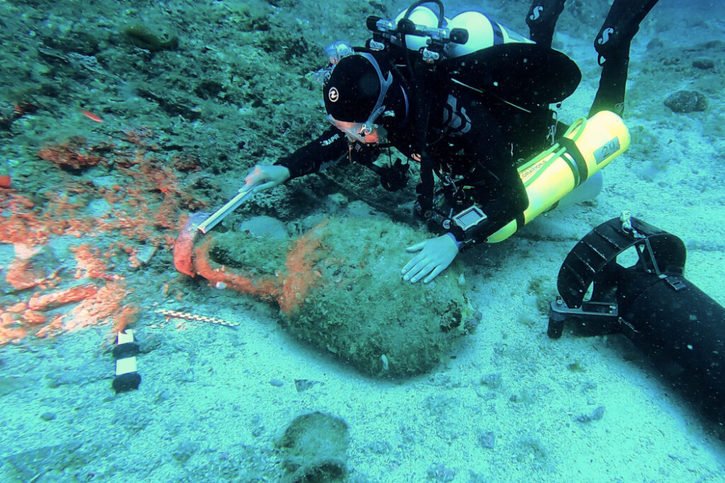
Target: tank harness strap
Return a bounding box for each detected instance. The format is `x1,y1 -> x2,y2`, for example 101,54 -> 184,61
441,96 -> 472,136
557,117 -> 590,187
557,137 -> 588,187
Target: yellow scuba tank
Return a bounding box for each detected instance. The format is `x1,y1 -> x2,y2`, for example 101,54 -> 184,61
487,110 -> 630,243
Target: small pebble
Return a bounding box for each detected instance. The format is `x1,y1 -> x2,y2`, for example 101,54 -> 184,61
294,379 -> 319,392
135,245 -> 157,266
269,378 -> 284,387
480,373 -> 502,389
427,463 -> 455,482
576,405 -> 606,423
367,440 -> 392,454
478,431 -> 495,449
692,58 -> 714,70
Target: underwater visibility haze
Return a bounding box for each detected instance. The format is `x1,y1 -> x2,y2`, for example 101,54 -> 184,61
0,0 -> 723,481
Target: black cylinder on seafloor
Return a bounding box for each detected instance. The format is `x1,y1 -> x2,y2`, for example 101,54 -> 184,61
616,267 -> 724,427
549,214 -> 724,436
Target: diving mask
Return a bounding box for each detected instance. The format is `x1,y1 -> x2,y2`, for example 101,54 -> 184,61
327,110 -> 383,144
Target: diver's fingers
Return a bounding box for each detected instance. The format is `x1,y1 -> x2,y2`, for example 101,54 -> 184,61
253,181 -> 276,191
401,252 -> 425,275
406,241 -> 426,252
409,260 -> 436,284
244,166 -> 265,185
402,256 -> 432,282
423,265 -> 445,284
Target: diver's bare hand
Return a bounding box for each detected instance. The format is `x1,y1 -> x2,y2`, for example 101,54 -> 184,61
243,165 -> 290,192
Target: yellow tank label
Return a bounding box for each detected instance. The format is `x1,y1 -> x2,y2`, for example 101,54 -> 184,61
593,138 -> 621,165
519,157 -> 549,184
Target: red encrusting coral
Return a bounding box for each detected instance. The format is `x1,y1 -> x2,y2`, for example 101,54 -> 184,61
172,214 -> 199,277
71,244 -> 117,281
4,244 -> 58,291
278,225 -> 325,314
27,285 -> 100,311
191,238 -> 282,302
37,136 -> 104,170
0,280 -> 135,344
0,131 -> 202,345
172,221 -> 328,315
113,304 -> 139,333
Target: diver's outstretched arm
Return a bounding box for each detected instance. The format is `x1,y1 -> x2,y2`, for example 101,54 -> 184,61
589,0 -> 660,117
526,0 -> 566,48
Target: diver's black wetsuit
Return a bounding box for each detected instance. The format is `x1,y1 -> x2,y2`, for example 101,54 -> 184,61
276,85 -> 555,246
276,0 -> 658,247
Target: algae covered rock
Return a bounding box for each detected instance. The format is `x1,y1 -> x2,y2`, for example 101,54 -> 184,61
664,90 -> 708,113
276,412 -> 349,483
201,216 -> 474,377
123,24 -> 179,52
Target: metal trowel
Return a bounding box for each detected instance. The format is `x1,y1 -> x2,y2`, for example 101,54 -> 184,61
173,185 -> 256,276
196,186 -> 256,234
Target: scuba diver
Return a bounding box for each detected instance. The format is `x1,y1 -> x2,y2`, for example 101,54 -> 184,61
243,0 -> 659,284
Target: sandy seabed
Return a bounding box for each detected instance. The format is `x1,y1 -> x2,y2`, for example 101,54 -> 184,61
0,0 -> 723,481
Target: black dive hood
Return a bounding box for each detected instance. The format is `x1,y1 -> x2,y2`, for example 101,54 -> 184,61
549,214 -> 724,438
